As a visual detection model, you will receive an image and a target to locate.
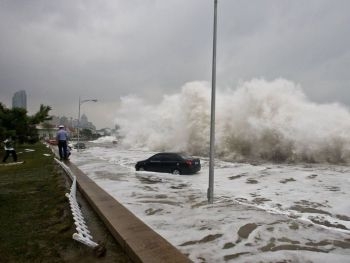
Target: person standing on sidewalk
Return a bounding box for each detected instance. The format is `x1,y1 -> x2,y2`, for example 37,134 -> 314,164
56,125 -> 69,160
2,137 -> 18,163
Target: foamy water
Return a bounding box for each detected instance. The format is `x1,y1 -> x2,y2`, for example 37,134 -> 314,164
71,144 -> 350,263
89,136 -> 117,144
115,79 -> 350,163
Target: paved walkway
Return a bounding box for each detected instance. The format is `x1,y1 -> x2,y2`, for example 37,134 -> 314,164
65,160 -> 192,263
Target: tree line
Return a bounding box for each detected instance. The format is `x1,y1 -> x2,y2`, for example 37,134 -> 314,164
0,103 -> 52,144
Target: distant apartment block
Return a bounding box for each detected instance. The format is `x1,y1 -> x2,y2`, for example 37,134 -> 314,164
12,90 -> 27,109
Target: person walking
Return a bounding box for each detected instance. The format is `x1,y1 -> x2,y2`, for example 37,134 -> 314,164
2,137 -> 18,163
56,125 -> 69,160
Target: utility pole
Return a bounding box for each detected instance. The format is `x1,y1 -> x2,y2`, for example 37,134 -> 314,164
208,0 -> 218,204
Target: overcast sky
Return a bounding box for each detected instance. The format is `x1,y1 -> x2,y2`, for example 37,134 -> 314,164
1,0 -> 350,128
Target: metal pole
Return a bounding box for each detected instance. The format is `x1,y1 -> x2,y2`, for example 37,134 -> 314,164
77,97 -> 81,152
208,0 -> 218,204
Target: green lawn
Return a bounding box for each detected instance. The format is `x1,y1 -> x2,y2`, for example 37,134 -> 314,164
0,143 -> 130,263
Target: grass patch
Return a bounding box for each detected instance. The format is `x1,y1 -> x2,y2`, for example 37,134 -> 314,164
0,143 -> 75,262
0,143 -> 130,262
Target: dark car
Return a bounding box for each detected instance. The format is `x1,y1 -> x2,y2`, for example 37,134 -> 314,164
135,152 -> 201,175
73,142 -> 86,149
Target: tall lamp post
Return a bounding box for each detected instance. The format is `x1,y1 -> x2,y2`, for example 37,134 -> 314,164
77,97 -> 97,151
208,0 -> 218,204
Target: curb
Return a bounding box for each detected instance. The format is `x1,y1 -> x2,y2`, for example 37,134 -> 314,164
62,160 -> 192,263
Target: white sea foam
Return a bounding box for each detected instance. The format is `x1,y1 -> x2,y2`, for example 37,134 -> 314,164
115,79 -> 350,163
71,147 -> 350,262
90,136 -> 117,144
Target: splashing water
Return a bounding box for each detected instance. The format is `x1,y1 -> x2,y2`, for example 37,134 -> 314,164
90,136 -> 117,144
115,79 -> 350,163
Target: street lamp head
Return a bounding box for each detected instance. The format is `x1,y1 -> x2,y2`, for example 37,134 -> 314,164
80,98 -> 98,105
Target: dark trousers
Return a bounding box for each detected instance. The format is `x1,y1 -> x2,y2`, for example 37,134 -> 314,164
2,150 -> 17,162
58,140 -> 68,160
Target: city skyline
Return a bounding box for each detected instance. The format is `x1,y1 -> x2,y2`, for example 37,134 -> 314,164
48,113 -> 97,130
3,90 -> 101,129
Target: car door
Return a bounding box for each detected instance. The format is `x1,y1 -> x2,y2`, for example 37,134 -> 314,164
147,154 -> 163,172
161,153 -> 180,173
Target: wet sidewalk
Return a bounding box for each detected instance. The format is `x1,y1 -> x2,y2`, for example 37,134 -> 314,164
64,160 -> 192,263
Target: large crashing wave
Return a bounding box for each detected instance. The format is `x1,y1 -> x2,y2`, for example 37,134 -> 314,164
115,79 -> 350,163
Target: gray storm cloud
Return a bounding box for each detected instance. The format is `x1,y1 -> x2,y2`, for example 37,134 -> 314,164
0,0 -> 350,128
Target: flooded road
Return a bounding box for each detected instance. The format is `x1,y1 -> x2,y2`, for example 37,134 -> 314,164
71,144 -> 350,262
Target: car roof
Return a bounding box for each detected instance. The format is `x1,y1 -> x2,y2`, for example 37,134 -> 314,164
154,152 -> 181,155
153,152 -> 191,158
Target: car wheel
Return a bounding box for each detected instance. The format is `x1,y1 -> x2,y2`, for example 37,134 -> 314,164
172,169 -> 181,175
138,167 -> 145,171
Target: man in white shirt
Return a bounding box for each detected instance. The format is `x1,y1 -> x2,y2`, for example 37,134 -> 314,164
2,138 -> 18,163
56,125 -> 69,160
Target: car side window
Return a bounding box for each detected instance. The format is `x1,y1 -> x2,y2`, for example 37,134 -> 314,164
162,155 -> 172,161
161,157 -> 168,161
159,154 -> 169,161
150,154 -> 162,161
164,154 -> 179,161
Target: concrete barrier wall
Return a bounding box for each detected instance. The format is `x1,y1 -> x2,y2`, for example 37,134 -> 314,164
64,160 -> 192,263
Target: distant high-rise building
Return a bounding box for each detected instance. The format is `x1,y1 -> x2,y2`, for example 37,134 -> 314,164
12,90 -> 27,109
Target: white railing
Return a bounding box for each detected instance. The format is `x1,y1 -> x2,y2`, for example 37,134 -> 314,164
55,158 -> 98,248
